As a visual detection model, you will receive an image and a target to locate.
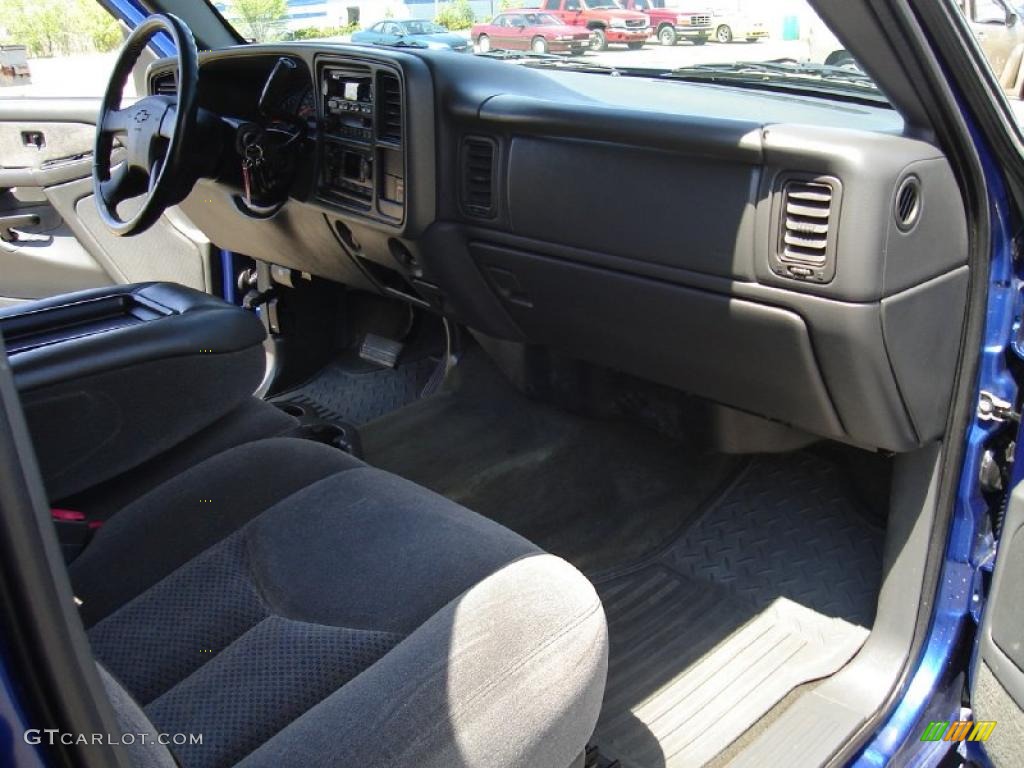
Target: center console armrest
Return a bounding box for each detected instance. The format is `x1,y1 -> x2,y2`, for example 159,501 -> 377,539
0,283 -> 267,501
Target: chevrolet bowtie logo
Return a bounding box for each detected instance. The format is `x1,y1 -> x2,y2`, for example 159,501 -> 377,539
134,109 -> 150,123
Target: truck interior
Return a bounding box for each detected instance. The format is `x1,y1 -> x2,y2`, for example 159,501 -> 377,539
0,2 -> 1020,767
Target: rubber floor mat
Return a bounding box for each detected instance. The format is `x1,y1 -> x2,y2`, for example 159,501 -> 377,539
271,355 -> 440,426
592,453 -> 883,768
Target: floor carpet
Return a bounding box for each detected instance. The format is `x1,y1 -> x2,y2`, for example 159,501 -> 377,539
360,350 -> 741,574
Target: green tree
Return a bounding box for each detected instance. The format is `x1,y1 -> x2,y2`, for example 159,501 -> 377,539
78,0 -> 123,52
282,24 -> 358,41
0,0 -> 121,57
231,0 -> 288,43
435,0 -> 475,31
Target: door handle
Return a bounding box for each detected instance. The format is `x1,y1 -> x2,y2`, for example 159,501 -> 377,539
0,213 -> 41,242
20,130 -> 44,149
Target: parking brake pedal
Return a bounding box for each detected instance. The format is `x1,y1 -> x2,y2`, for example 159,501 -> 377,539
359,333 -> 403,369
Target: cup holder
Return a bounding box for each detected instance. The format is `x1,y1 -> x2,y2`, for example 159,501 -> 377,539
278,403 -> 306,418
271,399 -> 361,457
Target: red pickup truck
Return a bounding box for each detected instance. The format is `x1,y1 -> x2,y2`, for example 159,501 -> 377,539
617,0 -> 710,46
540,0 -> 650,50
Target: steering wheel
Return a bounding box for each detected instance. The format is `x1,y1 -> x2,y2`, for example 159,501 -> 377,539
93,14 -> 199,236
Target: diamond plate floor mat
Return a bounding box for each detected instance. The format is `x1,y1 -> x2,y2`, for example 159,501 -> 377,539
271,354 -> 440,426
592,453 -> 883,768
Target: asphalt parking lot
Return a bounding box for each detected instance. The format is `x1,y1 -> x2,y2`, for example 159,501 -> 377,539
581,38 -> 810,69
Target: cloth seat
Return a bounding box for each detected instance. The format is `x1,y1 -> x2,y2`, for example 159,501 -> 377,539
70,437 -> 608,768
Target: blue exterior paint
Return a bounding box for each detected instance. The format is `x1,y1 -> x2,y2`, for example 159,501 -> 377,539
99,0 -> 176,55
220,250 -> 239,304
851,113 -> 1019,766
0,639 -> 48,768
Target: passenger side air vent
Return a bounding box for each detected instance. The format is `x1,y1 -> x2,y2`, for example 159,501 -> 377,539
781,181 -> 832,262
377,73 -> 402,144
151,71 -> 176,96
461,137 -> 497,219
771,177 -> 840,284
894,175 -> 921,232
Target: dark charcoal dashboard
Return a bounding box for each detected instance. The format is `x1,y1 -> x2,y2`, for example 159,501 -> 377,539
148,43 -> 969,454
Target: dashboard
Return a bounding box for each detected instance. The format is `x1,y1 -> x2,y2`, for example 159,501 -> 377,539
148,44 -> 969,455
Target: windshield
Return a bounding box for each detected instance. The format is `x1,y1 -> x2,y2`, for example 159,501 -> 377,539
402,21 -> 448,34
530,14 -> 566,25
219,0 -> 885,104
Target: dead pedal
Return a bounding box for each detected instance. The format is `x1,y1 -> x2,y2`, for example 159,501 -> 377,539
359,333 -> 403,369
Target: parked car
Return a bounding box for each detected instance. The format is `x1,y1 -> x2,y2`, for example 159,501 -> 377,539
472,11 -> 593,54
0,45 -> 30,87
539,0 -> 650,50
811,1 -> 1024,74
958,0 -> 1024,79
805,13 -> 858,67
616,0 -> 710,46
708,8 -> 769,43
351,19 -> 470,51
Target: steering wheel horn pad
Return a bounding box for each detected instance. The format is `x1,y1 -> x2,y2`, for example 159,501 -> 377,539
93,14 -> 199,236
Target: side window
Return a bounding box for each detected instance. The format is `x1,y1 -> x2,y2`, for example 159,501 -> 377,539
508,15 -> 525,26
974,0 -> 1011,24
371,22 -> 384,33
494,16 -> 507,27
566,0 -> 581,10
544,0 -> 562,11
0,0 -> 131,97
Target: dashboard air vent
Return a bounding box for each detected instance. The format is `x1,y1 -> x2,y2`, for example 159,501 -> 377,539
770,176 -> 840,284
461,137 -> 497,219
378,73 -> 402,144
780,180 -> 833,265
152,71 -> 176,96
894,175 -> 921,232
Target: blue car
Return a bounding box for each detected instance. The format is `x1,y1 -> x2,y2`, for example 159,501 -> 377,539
350,19 -> 470,51
2,1 -> 1024,767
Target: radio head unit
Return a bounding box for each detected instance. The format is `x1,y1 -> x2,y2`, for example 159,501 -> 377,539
317,61 -> 405,222
323,68 -> 374,141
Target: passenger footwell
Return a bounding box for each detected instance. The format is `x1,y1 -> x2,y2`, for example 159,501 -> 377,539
592,454 -> 883,768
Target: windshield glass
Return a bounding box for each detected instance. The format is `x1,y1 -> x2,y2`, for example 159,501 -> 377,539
509,13 -> 565,25
402,20 -> 447,34
219,0 -> 885,104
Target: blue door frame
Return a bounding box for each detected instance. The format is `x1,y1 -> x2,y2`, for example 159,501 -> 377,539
852,112 -> 1021,764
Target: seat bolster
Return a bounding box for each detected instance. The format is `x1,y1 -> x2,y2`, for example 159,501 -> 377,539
236,554 -> 608,768
97,664 -> 177,768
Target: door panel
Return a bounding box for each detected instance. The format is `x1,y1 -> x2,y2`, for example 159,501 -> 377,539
0,98 -> 213,304
971,482 -> 1024,765
63,176 -> 211,289
0,193 -> 110,308
0,102 -> 111,304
